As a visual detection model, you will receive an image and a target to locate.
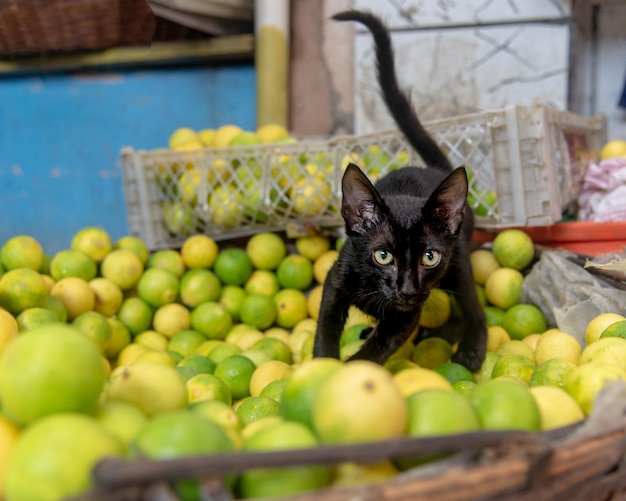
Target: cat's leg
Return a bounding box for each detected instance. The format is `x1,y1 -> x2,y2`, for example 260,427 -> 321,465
348,312 -> 419,364
313,280 -> 350,359
447,241 -> 487,372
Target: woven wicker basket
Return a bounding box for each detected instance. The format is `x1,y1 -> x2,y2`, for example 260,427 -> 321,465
70,382 -> 626,501
0,0 -> 155,56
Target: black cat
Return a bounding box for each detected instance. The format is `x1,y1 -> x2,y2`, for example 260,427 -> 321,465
313,10 -> 486,371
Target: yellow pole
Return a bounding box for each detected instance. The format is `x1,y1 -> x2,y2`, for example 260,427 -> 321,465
255,0 -> 290,128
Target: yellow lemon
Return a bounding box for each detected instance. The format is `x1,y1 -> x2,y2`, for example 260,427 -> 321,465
600,139 -> 626,160
393,367 -> 453,398
486,325 -> 511,352
484,267 -> 524,309
180,234 -> 219,269
313,250 -> 339,284
529,386 -> 585,430
50,277 -> 96,321
534,331 -> 582,365
469,249 -> 501,285
585,312 -> 626,345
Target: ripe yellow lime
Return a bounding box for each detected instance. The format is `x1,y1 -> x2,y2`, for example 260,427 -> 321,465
134,349 -> 177,367
49,249 -> 98,281
137,268 -> 180,307
523,333 -> 542,351
411,337 -> 453,369
191,399 -> 242,434
600,139 -> 626,160
249,360 -> 293,397
152,303 -> 191,338
491,353 -> 535,384
280,358 -> 343,428
0,235 -> 43,271
289,177 -> 332,216
114,236 -> 149,264
484,267 -> 524,309
534,331 -> 582,365
194,339 -> 225,357
89,277 -> 123,317
529,385 -> 584,430
180,234 -> 219,269
219,284 -> 246,321
117,297 -> 153,336
491,229 -> 535,270
251,337 -> 292,364
600,320 -> 626,340
497,340 -> 535,361
530,358 -> 577,389
419,288 -> 451,329
469,378 -> 541,430
4,414 -> 123,501
226,325 -> 263,347
190,302 -> 233,340
106,362 -> 188,415
313,250 -> 339,284
214,124 -> 243,147
72,311 -> 112,352
580,337 -> 626,366
186,372 -> 232,405
104,317 -> 131,360
214,248 -> 253,286
239,420 -> 332,499
168,126 -> 200,149
486,325 -> 511,352
469,249 -> 501,285
209,185 -> 245,227
474,351 -> 502,384
16,307 -> 58,332
313,361 -> 408,444
134,330 -> 169,352
214,354 -> 258,400
246,232 -> 287,270
94,399 -> 147,448
307,284 -> 324,320
180,269 -> 221,308
585,312 -> 626,345
332,461 -> 398,488
0,308 -> 19,356
100,249 -> 145,290
264,327 -> 291,345
197,128 -> 216,146
71,226 -> 112,263
116,342 -> 151,366
0,324 -> 107,425
277,254 -> 314,290
147,249 -> 186,279
244,270 -> 280,297
273,288 -> 309,328
50,276 -> 96,321
345,305 -> 376,329
0,268 -> 47,315
256,123 -> 289,143
168,329 -> 207,358
502,304 -> 547,340
565,361 -> 626,415
0,415 -> 19,498
295,236 -> 331,261
392,367 -> 453,397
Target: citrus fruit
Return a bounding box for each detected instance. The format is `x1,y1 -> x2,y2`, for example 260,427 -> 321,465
332,461 -> 399,488
313,360 -> 408,444
565,361 -> 626,415
434,361 -> 475,384
249,360 -> 293,397
273,288 -> 308,328
600,139 -> 626,159
190,301 -> 232,340
214,354 -> 257,400
72,310 -> 112,352
218,284 -> 246,321
152,303 -> 191,338
259,378 -> 289,403
340,323 -> 370,347
469,249 -> 500,285
0,308 -> 19,355
0,324 -> 106,425
186,372 -> 232,405
103,317 -> 131,359
529,386 -> 585,430
242,271 -> 277,298
469,378 -> 541,430
114,236 -> 149,264
246,232 -> 287,270
236,395 -> 282,427
0,235 -> 43,271
496,340 -> 535,360
264,327 -> 291,345
534,331 -> 581,365
251,337 -> 292,363
392,367 -> 453,397
4,413 -> 123,501
85,277 -> 122,317
117,297 -> 153,335
307,284 -> 323,319
0,415 -> 19,497
168,330 -> 207,358
486,325 -> 511,352
137,268 -> 179,307
238,420 -> 332,499
94,400 -> 147,447
226,326 -> 264,349
180,234 -> 219,269
600,320 -> 626,340
190,399 -> 242,434
134,329 -> 169,351
197,128 -> 216,146
180,268 -> 221,308
100,249 -> 144,290
49,277 -> 95,321
473,351 -> 502,384
16,307 -> 58,332
106,362 -> 188,416
42,294 -> 68,323
277,254 -> 314,290
580,337 -> 626,366
206,341 -> 242,364
419,288 -> 451,329
214,248 -> 253,286
289,176 -> 332,216
491,229 -> 534,270
169,127 -> 200,148
147,249 -> 186,278
530,358 -> 577,389
502,304 -> 547,340
281,357 -> 343,429
257,123 -> 289,143
0,268 -> 47,315
134,350 -> 177,367
452,380 -> 478,395
295,236 -> 331,262
116,342 -> 150,366
214,124 -> 243,147
585,312 -> 626,345
484,267 -> 524,309
523,333 -> 542,351
484,305 -> 506,327
71,227 -> 112,263
177,354 -> 216,375
411,337 -> 453,369
49,249 -> 98,281
491,353 -> 535,384
313,250 -> 338,284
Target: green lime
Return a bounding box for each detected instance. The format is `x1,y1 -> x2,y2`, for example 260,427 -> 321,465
214,354 -> 257,400
190,302 -> 232,340
180,269 -> 221,308
168,329 -> 208,357
236,395 -> 282,427
239,294 -> 277,330
434,362 -> 475,384
214,248 -> 253,286
276,255 -> 314,290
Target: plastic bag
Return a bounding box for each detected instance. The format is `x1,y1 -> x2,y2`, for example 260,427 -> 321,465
579,158 -> 626,221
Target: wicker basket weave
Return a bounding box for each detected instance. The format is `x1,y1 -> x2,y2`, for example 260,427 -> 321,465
0,0 -> 155,56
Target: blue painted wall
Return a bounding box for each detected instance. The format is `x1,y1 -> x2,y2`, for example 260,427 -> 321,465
0,63 -> 256,254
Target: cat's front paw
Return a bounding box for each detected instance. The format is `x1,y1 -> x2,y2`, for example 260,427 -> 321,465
452,343 -> 486,373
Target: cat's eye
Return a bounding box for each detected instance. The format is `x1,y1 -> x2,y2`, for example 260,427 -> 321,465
422,249 -> 441,267
374,249 -> 394,266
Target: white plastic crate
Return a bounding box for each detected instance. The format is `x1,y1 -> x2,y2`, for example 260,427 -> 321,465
120,103 -> 606,250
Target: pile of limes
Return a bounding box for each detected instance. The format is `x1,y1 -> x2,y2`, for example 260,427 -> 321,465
1,227 -> 626,501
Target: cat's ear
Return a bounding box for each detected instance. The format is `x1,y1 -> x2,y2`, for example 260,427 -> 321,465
341,163 -> 385,234
425,166 -> 468,234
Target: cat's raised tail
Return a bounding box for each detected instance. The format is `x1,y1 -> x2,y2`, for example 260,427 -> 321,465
333,10 -> 454,173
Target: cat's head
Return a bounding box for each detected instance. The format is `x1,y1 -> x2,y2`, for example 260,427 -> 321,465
340,163 -> 468,312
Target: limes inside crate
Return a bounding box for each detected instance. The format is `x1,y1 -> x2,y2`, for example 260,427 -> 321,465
1,227 -> 626,501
